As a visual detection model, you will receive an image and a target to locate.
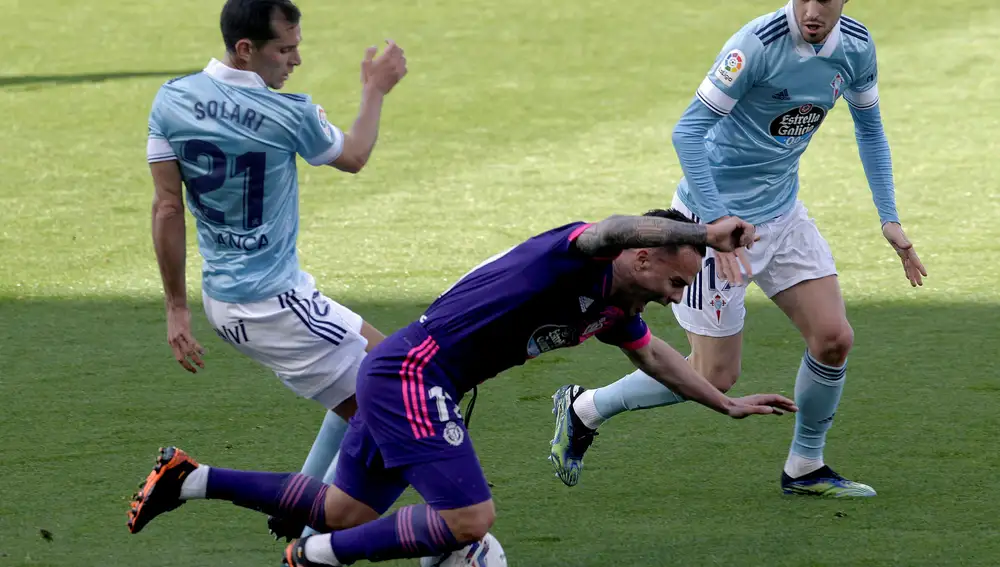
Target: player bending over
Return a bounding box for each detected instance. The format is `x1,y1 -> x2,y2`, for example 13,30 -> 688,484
127,210 -> 796,566
550,0 -> 926,497
147,0 -> 406,539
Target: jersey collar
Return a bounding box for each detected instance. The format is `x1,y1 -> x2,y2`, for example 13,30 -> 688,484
204,58 -> 268,88
783,0 -> 841,60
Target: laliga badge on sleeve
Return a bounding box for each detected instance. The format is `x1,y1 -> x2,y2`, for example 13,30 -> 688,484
715,49 -> 746,86
316,105 -> 334,140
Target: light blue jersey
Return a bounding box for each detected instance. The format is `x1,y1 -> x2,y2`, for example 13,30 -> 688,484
147,59 -> 344,303
674,1 -> 896,225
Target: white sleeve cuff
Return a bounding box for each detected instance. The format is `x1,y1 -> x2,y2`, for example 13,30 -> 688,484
845,83 -> 880,110
147,136 -> 177,163
304,126 -> 345,166
695,77 -> 737,116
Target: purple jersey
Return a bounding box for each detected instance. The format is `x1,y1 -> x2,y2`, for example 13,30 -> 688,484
331,222 -> 652,508
417,222 -> 651,393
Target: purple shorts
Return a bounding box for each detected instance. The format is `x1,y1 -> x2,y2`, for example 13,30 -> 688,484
333,323 -> 492,513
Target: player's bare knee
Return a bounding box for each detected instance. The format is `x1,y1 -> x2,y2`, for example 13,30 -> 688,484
809,322 -> 854,366
440,500 -> 495,543
706,363 -> 741,392
691,354 -> 741,392
454,509 -> 494,543
323,485 -> 378,530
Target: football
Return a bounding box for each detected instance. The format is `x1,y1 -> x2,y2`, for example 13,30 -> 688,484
419,533 -> 507,567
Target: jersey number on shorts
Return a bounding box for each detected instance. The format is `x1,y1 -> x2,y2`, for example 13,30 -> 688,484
704,257 -> 730,291
428,386 -> 463,422
182,139 -> 266,230
706,257 -> 718,291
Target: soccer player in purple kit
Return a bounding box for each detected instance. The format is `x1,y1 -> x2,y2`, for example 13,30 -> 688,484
127,210 -> 796,566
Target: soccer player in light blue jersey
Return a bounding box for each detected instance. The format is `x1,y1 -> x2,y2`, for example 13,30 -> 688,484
552,0 -> 927,497
146,0 -> 406,538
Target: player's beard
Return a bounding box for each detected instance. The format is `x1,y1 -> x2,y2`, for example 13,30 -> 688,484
610,283 -> 651,316
262,66 -> 289,89
273,68 -> 292,89
613,287 -> 654,317
800,21 -> 832,43
796,0 -> 845,44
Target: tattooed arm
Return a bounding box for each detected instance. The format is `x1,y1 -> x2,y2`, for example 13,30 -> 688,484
573,215 -> 705,257
573,215 -> 754,258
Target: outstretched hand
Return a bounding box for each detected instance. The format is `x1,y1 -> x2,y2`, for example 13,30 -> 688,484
725,393 -> 798,419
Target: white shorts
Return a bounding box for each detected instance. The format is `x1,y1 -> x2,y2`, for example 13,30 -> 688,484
202,272 -> 369,409
669,194 -> 838,338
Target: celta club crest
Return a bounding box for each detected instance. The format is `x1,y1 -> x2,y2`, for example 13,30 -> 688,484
831,73 -> 844,99
709,293 -> 727,323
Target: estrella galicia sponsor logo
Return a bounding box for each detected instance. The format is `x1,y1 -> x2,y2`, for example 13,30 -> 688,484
526,325 -> 577,358
769,104 -> 827,146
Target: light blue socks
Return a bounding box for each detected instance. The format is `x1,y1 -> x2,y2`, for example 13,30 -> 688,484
575,350 -> 848,480
299,409 -> 348,479
572,368 -> 688,430
784,350 -> 847,477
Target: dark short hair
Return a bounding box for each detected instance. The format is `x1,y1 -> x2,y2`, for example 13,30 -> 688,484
642,208 -> 707,256
220,0 -> 301,52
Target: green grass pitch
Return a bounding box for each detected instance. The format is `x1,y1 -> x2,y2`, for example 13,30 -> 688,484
1,0 -> 999,565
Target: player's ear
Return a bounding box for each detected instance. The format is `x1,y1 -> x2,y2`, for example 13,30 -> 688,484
233,38 -> 254,63
633,249 -> 651,270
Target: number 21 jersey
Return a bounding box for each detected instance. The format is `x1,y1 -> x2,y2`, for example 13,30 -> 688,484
147,58 -> 343,303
